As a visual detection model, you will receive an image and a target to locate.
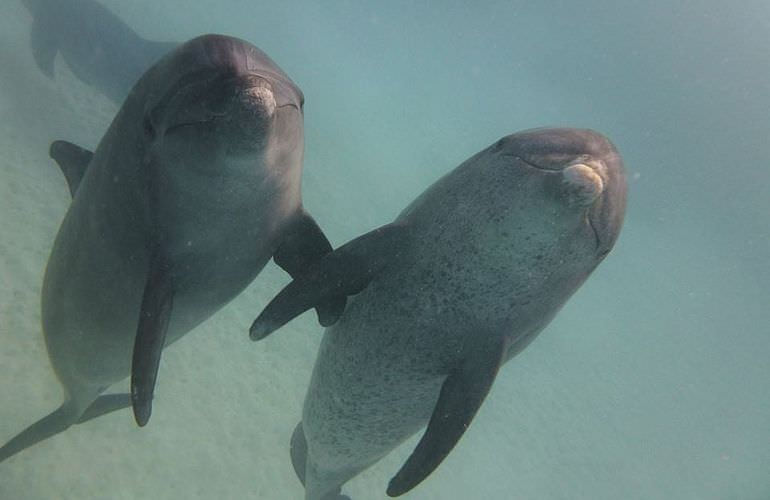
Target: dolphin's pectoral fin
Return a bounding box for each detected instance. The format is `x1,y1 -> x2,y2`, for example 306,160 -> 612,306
131,254 -> 174,427
29,16 -> 57,79
251,222 -> 410,341
49,140 -> 94,197
386,337 -> 507,497
77,394 -> 132,424
274,210 -> 346,327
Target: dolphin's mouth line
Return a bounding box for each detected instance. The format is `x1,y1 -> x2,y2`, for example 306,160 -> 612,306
162,101 -> 297,136
164,117 -> 220,135
507,153 -> 606,253
504,155 -> 562,172
586,213 -> 603,252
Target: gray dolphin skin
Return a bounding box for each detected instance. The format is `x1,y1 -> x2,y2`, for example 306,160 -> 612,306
20,0 -> 176,104
250,128 -> 627,499
0,34 -> 343,463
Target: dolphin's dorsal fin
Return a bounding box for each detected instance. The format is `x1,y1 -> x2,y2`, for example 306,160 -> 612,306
49,140 -> 94,197
29,15 -> 57,78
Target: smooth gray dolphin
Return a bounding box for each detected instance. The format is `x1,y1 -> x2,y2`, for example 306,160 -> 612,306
0,34 -> 343,463
20,0 -> 176,104
250,128 -> 627,499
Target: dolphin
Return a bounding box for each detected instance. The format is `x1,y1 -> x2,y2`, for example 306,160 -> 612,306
250,128 -> 627,498
20,0 -> 176,104
0,34 -> 343,463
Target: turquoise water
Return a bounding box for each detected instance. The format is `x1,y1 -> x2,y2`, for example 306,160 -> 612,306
0,1 -> 768,499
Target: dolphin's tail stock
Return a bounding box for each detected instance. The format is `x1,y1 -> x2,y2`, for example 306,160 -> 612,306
0,393 -> 131,463
308,479 -> 352,500
307,478 -> 351,500
291,423 -> 354,500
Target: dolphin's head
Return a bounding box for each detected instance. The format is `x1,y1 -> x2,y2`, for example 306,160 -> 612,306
140,35 -> 304,178
490,128 -> 626,262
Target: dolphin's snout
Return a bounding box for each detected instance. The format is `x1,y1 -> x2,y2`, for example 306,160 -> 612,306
203,74 -> 275,118
233,76 -> 277,123
561,161 -> 605,206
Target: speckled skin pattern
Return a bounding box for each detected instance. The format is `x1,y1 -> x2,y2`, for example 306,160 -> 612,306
300,129 -> 627,498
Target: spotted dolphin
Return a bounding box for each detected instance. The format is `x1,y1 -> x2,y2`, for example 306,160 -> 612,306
251,128 -> 627,498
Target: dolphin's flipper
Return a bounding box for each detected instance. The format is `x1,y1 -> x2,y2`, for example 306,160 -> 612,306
386,338 -> 507,497
29,15 -> 57,79
251,223 -> 410,340
0,402 -> 81,463
130,254 -> 174,427
77,394 -> 132,424
274,211 -> 346,327
49,140 -> 94,197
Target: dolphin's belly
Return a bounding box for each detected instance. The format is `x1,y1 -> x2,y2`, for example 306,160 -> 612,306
304,326 -> 444,471
41,195 -> 150,387
160,185 -> 296,334
41,173 -> 293,388
302,271 -> 466,473
301,219 -> 556,475
164,235 -> 275,338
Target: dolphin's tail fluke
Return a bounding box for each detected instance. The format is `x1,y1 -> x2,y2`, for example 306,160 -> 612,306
0,402 -> 80,463
0,393 -> 131,463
